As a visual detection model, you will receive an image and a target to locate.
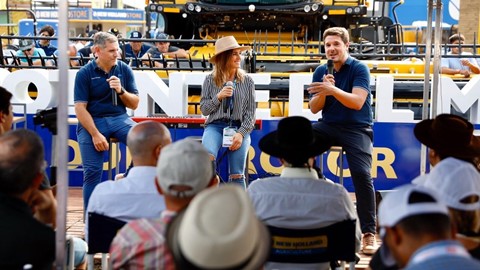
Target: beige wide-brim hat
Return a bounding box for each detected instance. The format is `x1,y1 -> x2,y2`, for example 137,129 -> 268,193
209,36 -> 251,64
166,186 -> 271,270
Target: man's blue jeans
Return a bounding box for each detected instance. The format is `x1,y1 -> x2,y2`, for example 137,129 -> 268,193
312,121 -> 376,234
202,121 -> 251,188
77,114 -> 135,211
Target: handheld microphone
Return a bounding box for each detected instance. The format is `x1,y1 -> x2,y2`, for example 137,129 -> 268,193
223,81 -> 234,113
327,59 -> 334,75
110,65 -> 118,106
112,89 -> 117,106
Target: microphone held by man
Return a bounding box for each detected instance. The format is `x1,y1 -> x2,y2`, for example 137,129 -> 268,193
107,75 -> 120,106
327,59 -> 334,75
222,81 -> 234,113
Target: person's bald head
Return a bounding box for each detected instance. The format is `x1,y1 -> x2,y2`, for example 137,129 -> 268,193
127,121 -> 172,166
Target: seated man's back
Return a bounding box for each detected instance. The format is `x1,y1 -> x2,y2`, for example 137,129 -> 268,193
248,116 -> 361,270
249,177 -> 360,269
0,193 -> 55,270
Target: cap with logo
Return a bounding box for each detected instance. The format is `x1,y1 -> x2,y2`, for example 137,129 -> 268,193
18,39 -> 34,51
129,31 -> 142,39
108,28 -> 120,36
155,32 -> 169,41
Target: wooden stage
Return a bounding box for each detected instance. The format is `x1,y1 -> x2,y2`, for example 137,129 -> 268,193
66,188 -> 378,269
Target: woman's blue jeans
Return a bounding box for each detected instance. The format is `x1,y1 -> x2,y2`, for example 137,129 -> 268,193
202,121 -> 250,189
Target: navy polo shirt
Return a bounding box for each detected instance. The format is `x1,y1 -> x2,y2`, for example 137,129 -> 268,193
311,57 -> 372,127
146,46 -> 180,60
35,41 -> 57,57
74,60 -> 138,118
123,43 -> 152,67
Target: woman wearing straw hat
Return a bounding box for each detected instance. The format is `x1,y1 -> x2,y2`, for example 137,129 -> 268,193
200,36 -> 255,189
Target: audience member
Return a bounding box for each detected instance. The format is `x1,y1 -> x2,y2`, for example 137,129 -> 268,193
76,30 -> 98,66
74,31 -> 139,211
74,33 -> 88,51
377,184 -> 480,270
369,113 -> 480,270
0,129 -> 55,269
109,27 -> 122,39
167,185 -> 270,270
247,116 -> 361,269
422,158 -> 480,258
123,31 -> 151,67
0,86 -> 54,221
441,33 -> 480,77
109,139 -> 218,269
85,121 -> 172,240
200,36 -> 255,189
16,39 -> 50,66
412,114 -> 480,185
0,87 -> 87,269
0,86 -> 13,134
142,32 -> 188,67
36,25 -> 57,56
308,26 -> 377,254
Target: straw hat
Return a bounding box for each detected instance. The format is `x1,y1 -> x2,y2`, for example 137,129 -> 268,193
209,36 -> 250,64
166,186 -> 270,269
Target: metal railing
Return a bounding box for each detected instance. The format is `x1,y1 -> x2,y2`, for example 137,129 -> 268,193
1,32 -> 479,72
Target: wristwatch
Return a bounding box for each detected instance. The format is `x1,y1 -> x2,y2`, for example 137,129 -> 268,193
118,88 -> 126,96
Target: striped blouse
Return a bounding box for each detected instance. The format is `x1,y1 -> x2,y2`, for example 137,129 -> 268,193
200,73 -> 256,137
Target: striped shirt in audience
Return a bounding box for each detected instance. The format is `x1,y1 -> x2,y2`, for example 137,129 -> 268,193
109,210 -> 176,270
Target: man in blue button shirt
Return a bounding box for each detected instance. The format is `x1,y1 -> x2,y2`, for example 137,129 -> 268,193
308,27 -> 376,255
74,31 -> 139,211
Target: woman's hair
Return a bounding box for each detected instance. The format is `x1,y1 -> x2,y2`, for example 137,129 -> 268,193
449,195 -> 480,235
212,50 -> 246,87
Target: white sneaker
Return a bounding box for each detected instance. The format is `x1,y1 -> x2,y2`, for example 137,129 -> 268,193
362,233 -> 378,255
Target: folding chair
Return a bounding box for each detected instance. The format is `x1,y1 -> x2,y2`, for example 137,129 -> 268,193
87,212 -> 126,270
267,219 -> 358,270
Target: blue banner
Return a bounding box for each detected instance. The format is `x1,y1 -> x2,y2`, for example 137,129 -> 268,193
25,115 -> 424,192
34,8 -> 145,22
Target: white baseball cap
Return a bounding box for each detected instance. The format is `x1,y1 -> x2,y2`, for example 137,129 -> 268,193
379,184 -> 449,228
421,157 -> 480,211
378,184 -> 449,267
166,185 -> 270,269
156,139 -> 214,198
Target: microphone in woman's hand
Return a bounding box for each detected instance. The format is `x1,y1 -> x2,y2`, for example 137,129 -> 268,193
223,81 -> 234,113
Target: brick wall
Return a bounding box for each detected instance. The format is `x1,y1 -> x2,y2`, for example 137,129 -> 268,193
458,0 -> 480,44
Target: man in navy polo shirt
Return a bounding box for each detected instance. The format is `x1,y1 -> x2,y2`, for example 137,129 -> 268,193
308,27 -> 377,255
74,31 -> 139,211
122,31 -> 151,67
36,25 -> 57,57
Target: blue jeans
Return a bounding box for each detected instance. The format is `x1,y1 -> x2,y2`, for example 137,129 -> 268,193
312,121 -> 376,234
202,121 -> 251,189
77,114 -> 135,211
